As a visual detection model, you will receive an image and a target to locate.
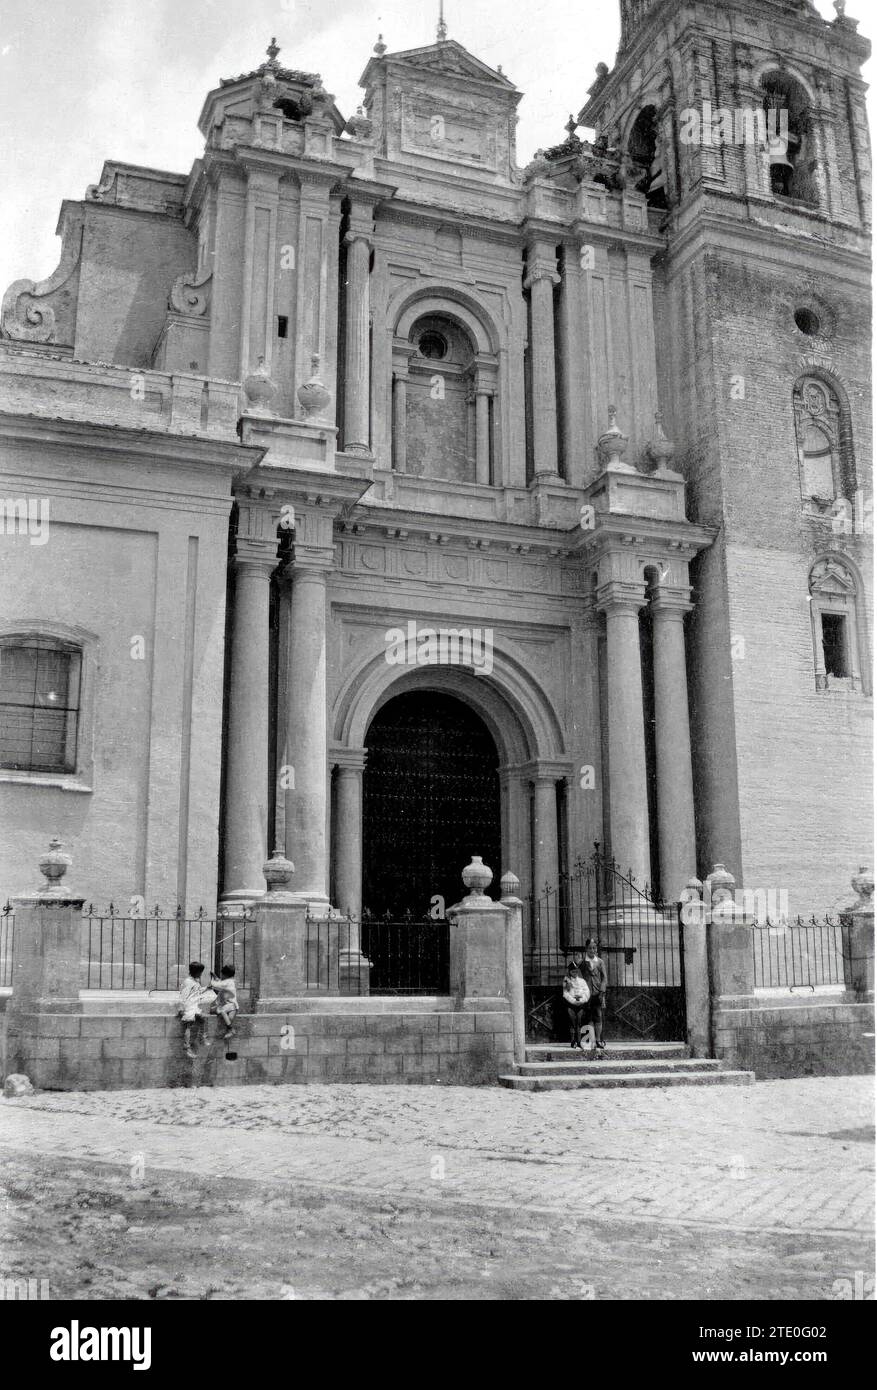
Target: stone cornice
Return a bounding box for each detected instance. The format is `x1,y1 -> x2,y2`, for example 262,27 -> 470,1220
0,411 -> 263,477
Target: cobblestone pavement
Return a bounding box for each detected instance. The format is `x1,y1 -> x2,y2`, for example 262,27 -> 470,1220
0,1077 -> 873,1299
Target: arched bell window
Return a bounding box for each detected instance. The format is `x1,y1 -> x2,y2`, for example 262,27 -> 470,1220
760,72 -> 815,204
626,106 -> 668,209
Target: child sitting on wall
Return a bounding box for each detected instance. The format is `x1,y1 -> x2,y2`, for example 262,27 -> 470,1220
210,964 -> 239,1039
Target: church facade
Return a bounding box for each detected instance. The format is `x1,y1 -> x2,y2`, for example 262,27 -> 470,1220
0,0 -> 871,940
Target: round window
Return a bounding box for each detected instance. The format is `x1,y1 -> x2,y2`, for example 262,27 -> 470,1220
795,307 -> 821,336
418,331 -> 448,360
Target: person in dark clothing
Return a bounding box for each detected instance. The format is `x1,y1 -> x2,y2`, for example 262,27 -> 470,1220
562,960 -> 591,1049
579,937 -> 608,1054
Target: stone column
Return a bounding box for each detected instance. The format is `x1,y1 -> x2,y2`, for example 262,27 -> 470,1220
475,387 -> 492,485
532,774 -> 559,899
597,581 -> 650,886
392,373 -> 407,472
221,517 -> 277,908
651,587 -> 697,904
333,749 -> 370,994
285,550 -> 332,905
524,241 -> 561,480
342,226 -> 372,455
333,750 -> 366,919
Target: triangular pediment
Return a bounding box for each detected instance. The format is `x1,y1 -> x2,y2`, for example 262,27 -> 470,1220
361,40 -> 517,94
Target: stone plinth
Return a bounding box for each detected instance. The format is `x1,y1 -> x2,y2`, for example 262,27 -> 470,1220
839,867 -> 874,1002
7,894 -> 86,1015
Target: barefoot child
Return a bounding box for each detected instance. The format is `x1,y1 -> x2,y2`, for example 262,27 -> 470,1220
210,964 -> 239,1038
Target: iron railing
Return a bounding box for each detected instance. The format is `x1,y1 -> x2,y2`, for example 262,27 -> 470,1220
752,915 -> 847,990
80,906 -> 249,992
305,911 -> 450,995
524,846 -> 680,984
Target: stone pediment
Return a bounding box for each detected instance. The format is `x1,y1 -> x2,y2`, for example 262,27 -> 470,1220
361,40 -> 517,95
395,41 -> 514,87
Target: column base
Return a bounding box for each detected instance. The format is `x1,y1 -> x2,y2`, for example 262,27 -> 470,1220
218,888 -> 265,914
338,949 -> 371,997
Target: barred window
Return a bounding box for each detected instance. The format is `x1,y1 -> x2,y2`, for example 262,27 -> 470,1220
0,639 -> 82,772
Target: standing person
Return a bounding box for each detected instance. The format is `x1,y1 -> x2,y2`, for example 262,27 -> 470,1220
562,960 -> 591,1050
178,961 -> 207,1059
580,937 -> 608,1055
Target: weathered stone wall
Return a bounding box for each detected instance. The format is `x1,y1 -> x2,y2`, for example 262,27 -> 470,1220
713,999 -> 875,1079
1,1004 -> 514,1090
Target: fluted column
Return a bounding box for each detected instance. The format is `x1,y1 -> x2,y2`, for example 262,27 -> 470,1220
221,537 -> 277,906
342,229 -> 372,454
597,581 -> 650,886
651,588 -> 697,903
475,387 -> 491,485
392,373 -> 407,472
285,560 -> 331,903
525,241 -> 561,480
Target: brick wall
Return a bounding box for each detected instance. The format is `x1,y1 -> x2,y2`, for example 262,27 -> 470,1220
1,1005 -> 515,1091
713,999 -> 875,1079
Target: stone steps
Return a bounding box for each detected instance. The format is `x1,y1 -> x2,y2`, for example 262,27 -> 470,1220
499,1068 -> 755,1090
499,1040 -> 755,1090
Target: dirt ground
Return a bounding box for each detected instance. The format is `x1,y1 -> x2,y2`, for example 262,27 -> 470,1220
1,1146 -> 871,1301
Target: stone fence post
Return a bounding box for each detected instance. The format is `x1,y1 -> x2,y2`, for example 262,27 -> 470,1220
447,857 -> 509,1004
248,848 -> 310,1010
7,838 -> 85,1016
678,876 -> 709,1058
840,867 -> 874,1002
500,870 -> 527,1066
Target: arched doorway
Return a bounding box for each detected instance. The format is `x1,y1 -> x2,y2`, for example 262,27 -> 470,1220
362,690 -> 502,919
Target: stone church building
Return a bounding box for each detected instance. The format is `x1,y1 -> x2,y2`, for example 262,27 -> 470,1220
0,0 -> 871,939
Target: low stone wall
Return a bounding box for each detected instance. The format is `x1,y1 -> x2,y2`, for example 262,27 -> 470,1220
1,1000 -> 515,1090
713,999 -> 875,1079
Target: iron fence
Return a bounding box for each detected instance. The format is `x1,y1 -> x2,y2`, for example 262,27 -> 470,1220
80,906 -> 249,992
752,916 -> 847,990
523,847 -> 686,1041
305,911 -> 450,995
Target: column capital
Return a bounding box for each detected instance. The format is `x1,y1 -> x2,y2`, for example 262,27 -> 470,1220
332,746 -> 367,773
284,548 -> 334,576
650,585 -> 693,617
595,579 -> 647,614
524,262 -> 560,290
233,535 -> 278,574
519,758 -> 574,783
344,226 -> 374,249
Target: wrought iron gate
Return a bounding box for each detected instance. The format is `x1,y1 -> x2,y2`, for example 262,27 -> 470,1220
524,846 -> 686,1043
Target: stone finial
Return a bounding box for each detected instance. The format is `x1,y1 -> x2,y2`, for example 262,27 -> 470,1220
500,870 -> 521,900
266,37 -> 280,64
596,404 -> 631,469
437,1 -> 448,42
849,866 -> 874,910
644,411 -> 676,472
461,855 -> 493,902
37,836 -> 71,896
374,33 -> 387,56
297,352 -> 332,420
263,845 -> 295,899
242,355 -> 278,415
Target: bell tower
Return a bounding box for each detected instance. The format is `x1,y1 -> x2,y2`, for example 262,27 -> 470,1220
580,0 -> 872,902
